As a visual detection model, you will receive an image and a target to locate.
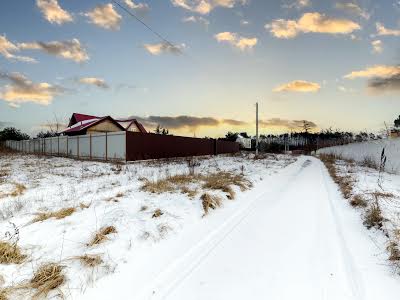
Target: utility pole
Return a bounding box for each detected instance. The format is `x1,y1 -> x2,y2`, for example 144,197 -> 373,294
256,102 -> 259,156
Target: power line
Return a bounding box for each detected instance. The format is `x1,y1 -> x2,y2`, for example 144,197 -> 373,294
111,0 -> 181,53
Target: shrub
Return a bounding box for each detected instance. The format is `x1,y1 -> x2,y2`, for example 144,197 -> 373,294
387,242 -> 400,262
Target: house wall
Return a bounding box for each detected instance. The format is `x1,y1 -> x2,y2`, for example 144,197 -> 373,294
87,120 -> 122,134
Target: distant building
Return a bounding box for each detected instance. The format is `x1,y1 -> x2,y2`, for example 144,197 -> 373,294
390,129 -> 400,139
62,113 -> 147,136
236,134 -> 252,149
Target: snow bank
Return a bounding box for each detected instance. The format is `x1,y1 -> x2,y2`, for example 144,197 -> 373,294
317,138 -> 400,174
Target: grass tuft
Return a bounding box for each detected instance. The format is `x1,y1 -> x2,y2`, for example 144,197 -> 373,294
152,209 -> 164,218
77,254 -> 103,267
0,241 -> 26,264
201,193 -> 222,216
202,172 -> 251,200
88,226 -> 117,246
29,263 -> 65,299
32,207 -> 76,223
387,242 -> 400,262
350,194 -> 367,208
363,203 -> 384,229
10,183 -> 26,197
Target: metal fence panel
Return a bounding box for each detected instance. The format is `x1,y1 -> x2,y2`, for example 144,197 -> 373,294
79,135 -> 91,158
91,134 -> 107,160
107,132 -> 126,160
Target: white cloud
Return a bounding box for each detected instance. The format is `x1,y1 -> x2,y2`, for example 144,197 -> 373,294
182,15 -> 210,27
18,39 -> 89,63
143,42 -> 185,55
282,0 -> 311,9
266,12 -> 360,39
273,80 -> 321,92
171,0 -> 247,15
371,40 -> 383,54
0,72 -> 63,106
214,32 -> 257,51
0,35 -> 36,63
85,4 -> 122,30
375,22 -> 400,36
36,0 -> 73,25
335,2 -> 370,20
344,65 -> 400,79
124,0 -> 150,12
78,77 -> 109,89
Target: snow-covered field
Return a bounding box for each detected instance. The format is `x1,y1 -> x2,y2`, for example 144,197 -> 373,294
0,152 -> 295,299
317,138 -> 400,174
2,150 -> 400,300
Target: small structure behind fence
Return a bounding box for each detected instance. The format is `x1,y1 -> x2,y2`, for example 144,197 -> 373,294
5,132 -> 239,162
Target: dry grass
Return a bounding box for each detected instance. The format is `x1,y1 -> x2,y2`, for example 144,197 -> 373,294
115,192 -> 124,198
350,195 -> 367,208
79,202 -> 90,209
363,203 -> 384,229
202,172 -> 252,200
32,207 -> 76,223
88,226 -> 117,246
140,171 -> 252,200
201,193 -> 222,216
0,241 -> 26,264
387,242 -> 400,262
360,156 -> 378,170
152,209 -> 164,218
28,263 -> 65,299
371,191 -> 395,199
10,183 -> 26,197
0,289 -> 8,300
76,254 -> 103,267
140,205 -> 148,211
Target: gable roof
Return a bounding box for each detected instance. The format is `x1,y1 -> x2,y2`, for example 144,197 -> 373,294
115,118 -> 147,133
68,113 -> 100,127
62,116 -> 125,134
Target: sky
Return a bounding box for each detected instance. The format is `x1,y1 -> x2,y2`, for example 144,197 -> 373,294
0,0 -> 399,137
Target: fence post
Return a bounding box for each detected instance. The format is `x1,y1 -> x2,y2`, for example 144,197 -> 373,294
90,134 -> 92,160
105,132 -> 108,161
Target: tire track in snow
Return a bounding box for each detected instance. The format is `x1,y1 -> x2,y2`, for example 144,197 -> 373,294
318,158 -> 367,300
143,158 -> 309,300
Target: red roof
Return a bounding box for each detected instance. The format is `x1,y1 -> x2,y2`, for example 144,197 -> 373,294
68,113 -> 101,127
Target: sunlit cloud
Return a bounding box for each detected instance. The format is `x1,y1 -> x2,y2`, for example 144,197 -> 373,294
273,80 -> 321,92
143,42 -> 185,55
335,2 -> 370,19
282,0 -> 311,10
0,72 -> 63,106
182,15 -> 210,27
344,65 -> 400,79
259,118 -> 318,130
171,0 -> 248,15
78,77 -> 109,89
18,39 -> 89,63
124,0 -> 150,13
36,0 -> 73,25
85,4 -> 122,30
0,35 -> 36,63
214,32 -> 257,51
266,12 -> 360,38
371,40 -> 383,54
375,22 -> 400,36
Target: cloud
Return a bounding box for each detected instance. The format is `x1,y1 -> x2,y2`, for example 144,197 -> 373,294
0,35 -> 36,63
266,12 -> 360,38
371,40 -> 383,54
143,42 -> 185,55
273,80 -> 321,92
85,4 -> 122,30
182,15 -> 210,27
259,118 -> 317,130
18,39 -> 89,63
375,22 -> 400,37
36,0 -> 73,25
335,2 -> 370,19
124,0 -> 150,13
0,72 -> 63,106
132,115 -> 247,130
78,77 -> 109,89
171,0 -> 247,15
368,74 -> 400,93
344,65 -> 400,79
282,0 -> 311,9
214,32 -> 257,51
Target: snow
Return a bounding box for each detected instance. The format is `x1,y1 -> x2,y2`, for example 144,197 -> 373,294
317,138 -> 400,174
1,152 -> 400,299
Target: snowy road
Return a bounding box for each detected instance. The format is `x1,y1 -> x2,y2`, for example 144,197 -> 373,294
80,156 -> 400,300
154,156 -> 400,300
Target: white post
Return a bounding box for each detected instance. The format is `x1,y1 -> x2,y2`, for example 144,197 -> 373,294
256,102 -> 259,156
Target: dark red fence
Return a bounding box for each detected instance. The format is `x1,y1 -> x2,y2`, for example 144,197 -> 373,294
126,132 -> 239,161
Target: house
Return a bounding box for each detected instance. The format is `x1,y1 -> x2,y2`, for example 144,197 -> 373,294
62,113 -> 147,136
390,129 -> 400,139
236,133 -> 252,149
